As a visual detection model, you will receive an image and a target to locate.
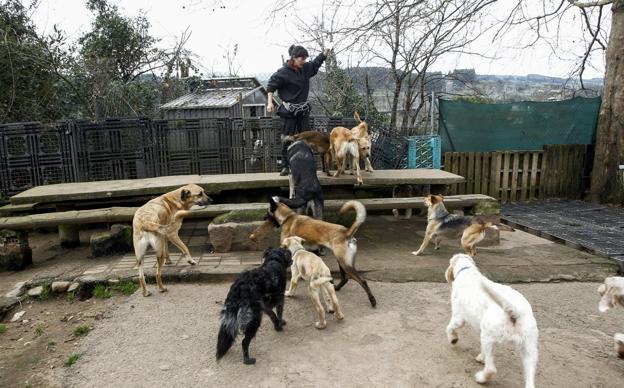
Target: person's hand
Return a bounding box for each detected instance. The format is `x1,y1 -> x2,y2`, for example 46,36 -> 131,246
267,101 -> 274,113
324,46 -> 332,56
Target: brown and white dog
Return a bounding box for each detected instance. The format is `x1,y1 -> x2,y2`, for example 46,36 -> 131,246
132,184 -> 212,297
445,254 -> 539,388
329,112 -> 373,185
282,236 -> 344,329
292,130 -> 332,175
263,196 -> 377,307
597,276 -> 624,358
411,194 -> 514,257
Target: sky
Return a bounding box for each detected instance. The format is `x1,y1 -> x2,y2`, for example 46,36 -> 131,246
30,0 -> 609,79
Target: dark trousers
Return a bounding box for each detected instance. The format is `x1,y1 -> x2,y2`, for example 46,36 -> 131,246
280,113 -> 310,168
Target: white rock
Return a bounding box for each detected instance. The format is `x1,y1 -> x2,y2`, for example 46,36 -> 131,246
51,281 -> 71,293
4,281 -> 27,298
108,279 -> 120,284
27,286 -> 43,297
159,364 -> 170,371
10,310 -> 25,322
67,283 -> 79,293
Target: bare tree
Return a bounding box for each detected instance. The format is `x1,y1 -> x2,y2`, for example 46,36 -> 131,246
275,0 -> 495,132
497,0 -> 623,203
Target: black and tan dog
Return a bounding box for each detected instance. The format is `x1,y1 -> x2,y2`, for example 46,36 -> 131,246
292,130 -> 332,175
132,184 -> 212,297
263,196 -> 377,307
411,194 -> 513,257
286,140 -> 324,220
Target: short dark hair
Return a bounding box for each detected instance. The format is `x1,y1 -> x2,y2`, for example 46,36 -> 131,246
288,45 -> 309,59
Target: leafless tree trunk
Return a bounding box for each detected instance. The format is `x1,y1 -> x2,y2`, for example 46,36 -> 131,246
589,0 -> 623,203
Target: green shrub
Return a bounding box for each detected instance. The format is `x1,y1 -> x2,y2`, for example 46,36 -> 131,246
64,352 -> 82,367
73,325 -> 90,337
92,284 -> 111,299
111,281 -> 138,295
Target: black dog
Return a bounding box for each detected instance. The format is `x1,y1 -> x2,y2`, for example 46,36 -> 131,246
216,248 -> 292,365
287,140 -> 324,220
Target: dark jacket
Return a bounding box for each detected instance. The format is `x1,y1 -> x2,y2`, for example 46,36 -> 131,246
266,53 -> 327,104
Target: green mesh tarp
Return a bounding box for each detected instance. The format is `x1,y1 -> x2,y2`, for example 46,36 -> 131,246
439,96 -> 600,152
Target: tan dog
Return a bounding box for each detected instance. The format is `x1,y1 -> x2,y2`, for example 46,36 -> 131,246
132,184 -> 212,297
329,112 -> 373,185
263,196 -> 377,307
292,131 -> 332,175
282,236 -> 344,329
597,276 -> 624,358
411,194 -> 514,257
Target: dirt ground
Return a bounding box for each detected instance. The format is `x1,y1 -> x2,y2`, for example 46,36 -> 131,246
0,292 -> 124,387
2,281 -> 619,387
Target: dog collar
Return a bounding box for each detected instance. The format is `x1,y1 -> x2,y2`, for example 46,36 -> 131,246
455,266 -> 472,278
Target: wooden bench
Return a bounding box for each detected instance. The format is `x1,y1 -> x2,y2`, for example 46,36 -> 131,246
0,194 -> 497,230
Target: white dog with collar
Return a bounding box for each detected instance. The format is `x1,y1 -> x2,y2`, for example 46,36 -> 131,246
445,254 -> 539,388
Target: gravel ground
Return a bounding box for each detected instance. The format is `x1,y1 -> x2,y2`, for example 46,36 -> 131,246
59,281 -> 624,388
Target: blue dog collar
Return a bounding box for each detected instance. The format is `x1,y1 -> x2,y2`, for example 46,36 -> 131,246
455,266 -> 472,278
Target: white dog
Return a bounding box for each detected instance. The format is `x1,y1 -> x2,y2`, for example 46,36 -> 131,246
445,254 -> 539,388
597,276 -> 624,358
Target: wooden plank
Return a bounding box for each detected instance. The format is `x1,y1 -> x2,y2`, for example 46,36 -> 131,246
482,152 -> 490,196
458,153 -> 467,195
452,152 -> 461,195
501,152 -> 511,203
474,152 -> 482,194
490,152 -> 502,199
510,152 -> 520,203
558,145 -> 567,197
530,151 -> 540,200
10,169 -> 466,205
520,152 -> 530,202
539,147 -> 552,199
0,195 -> 498,229
467,152 -> 475,195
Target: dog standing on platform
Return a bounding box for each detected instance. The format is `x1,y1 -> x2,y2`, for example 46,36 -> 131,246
286,140 -> 324,220
132,184 -> 212,297
292,130 -> 332,175
329,112 -> 373,185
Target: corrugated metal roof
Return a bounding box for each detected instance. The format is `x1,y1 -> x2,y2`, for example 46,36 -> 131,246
161,86 -> 263,110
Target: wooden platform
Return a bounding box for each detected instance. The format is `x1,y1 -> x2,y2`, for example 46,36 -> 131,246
10,169 -> 465,205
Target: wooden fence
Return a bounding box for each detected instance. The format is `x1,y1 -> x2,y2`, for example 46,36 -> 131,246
442,144 -> 591,203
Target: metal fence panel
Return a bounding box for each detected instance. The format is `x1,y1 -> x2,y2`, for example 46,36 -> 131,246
73,118 -> 156,182
0,121 -> 74,196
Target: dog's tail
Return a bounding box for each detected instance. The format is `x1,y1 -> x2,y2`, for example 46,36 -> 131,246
340,200 -> 367,238
474,221 -> 515,233
216,306 -> 241,360
310,275 -> 334,288
481,279 -> 520,325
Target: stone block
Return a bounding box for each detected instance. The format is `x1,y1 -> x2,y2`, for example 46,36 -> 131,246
208,221 -> 280,253
0,229 -> 32,272
90,224 -> 133,257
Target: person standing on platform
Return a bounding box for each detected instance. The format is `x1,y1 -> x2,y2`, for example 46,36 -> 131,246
266,44 -> 331,176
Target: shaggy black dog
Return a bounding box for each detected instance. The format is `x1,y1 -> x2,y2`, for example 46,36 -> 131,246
287,140 -> 324,220
216,248 -> 292,365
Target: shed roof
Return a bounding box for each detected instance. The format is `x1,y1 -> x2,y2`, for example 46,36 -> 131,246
161,86 -> 265,110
